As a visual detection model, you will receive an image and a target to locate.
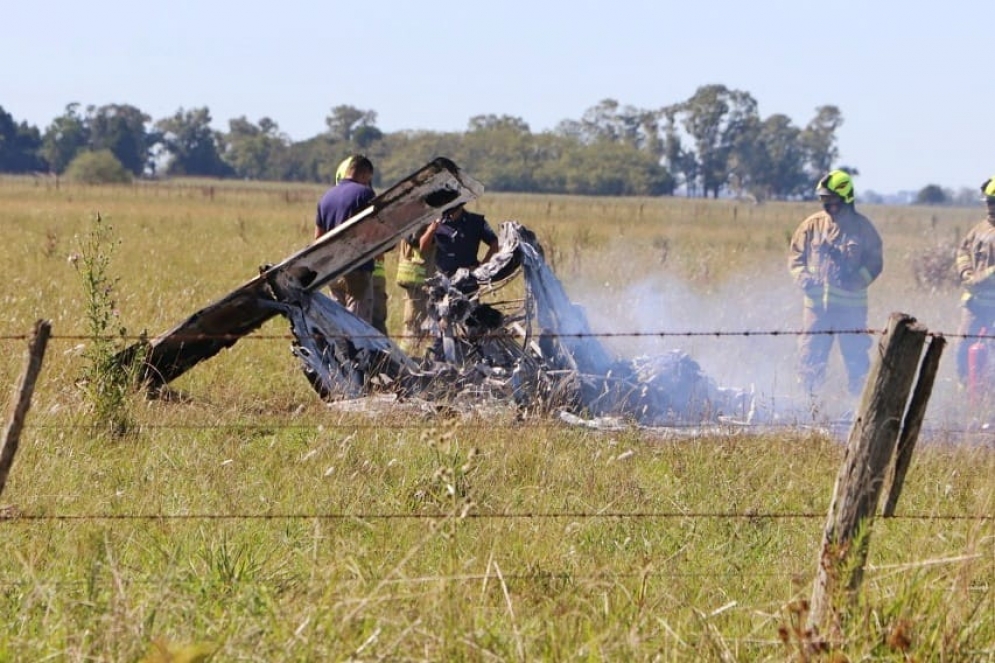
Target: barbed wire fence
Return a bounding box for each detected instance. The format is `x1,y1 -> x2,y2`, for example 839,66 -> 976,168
0,321 -> 991,658
2,325 -> 992,513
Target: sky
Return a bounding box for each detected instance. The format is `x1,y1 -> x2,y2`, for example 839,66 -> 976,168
2,0 -> 992,195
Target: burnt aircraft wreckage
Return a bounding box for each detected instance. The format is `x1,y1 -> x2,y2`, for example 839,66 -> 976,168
119,158 -> 751,426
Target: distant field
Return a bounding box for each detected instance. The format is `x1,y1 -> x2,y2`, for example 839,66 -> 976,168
0,175 -> 990,660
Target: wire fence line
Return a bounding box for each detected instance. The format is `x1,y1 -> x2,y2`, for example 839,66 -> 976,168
1,328 -> 991,341
1,322 -> 989,527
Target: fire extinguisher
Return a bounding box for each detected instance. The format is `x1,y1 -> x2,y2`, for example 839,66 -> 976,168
967,327 -> 989,407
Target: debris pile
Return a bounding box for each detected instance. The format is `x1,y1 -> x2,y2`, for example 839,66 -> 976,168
285,221 -> 749,424
119,159 -> 751,426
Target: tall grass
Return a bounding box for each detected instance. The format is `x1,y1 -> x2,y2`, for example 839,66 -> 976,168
0,176 -> 990,660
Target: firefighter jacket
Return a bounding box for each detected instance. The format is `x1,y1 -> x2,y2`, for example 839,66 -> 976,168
395,228 -> 436,287
955,215 -> 995,307
373,256 -> 386,279
788,207 -> 883,309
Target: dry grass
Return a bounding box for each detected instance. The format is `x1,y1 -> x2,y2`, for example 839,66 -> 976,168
0,176 -> 990,661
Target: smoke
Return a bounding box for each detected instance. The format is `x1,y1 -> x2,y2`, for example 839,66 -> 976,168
566,244 -> 865,426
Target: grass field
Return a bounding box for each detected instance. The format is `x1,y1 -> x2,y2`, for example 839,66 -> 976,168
0,174 -> 991,661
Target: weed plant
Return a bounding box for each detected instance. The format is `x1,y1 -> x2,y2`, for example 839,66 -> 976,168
71,212 -> 137,437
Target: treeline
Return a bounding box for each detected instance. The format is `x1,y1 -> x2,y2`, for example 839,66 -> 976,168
0,84 -> 848,200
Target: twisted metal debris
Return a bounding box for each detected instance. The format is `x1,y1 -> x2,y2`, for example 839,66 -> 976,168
116,158 -> 751,425
287,221 -> 750,425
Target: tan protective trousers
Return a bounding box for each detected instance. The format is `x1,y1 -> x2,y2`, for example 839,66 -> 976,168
798,303 -> 871,395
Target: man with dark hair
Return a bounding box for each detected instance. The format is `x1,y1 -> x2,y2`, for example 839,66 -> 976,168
315,155 -> 376,324
418,203 -> 498,277
415,203 -> 499,361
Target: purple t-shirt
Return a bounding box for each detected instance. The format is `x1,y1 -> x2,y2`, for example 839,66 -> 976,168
434,211 -> 498,276
316,179 -> 376,271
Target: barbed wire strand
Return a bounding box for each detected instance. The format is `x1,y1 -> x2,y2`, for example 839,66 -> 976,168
1,328 -> 990,342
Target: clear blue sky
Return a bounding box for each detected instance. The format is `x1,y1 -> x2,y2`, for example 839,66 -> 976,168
2,0 -> 990,195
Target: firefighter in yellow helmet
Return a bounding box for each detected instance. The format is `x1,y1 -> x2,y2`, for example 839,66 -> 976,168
394,222 -> 436,357
953,175 -> 995,384
330,154 -> 388,335
788,170 -> 884,395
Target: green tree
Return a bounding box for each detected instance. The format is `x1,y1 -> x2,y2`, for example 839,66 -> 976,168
65,150 -> 133,184
725,113 -> 762,199
325,105 -> 382,148
915,184 -> 948,205
374,129 -> 464,186
679,84 -> 759,198
0,105 -> 44,173
800,105 -> 844,179
223,116 -> 289,180
559,99 -> 663,157
461,115 -> 538,191
86,104 -> 155,176
274,135 -> 341,183
42,103 -> 89,174
155,107 -> 232,177
747,114 -> 808,200
534,138 -> 674,196
661,105 -> 698,196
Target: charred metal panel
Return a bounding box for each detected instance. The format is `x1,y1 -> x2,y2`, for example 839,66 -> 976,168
123,158 -> 483,388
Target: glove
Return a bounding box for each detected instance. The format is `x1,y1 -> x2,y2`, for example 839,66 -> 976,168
836,272 -> 866,292
966,266 -> 995,288
797,273 -> 819,290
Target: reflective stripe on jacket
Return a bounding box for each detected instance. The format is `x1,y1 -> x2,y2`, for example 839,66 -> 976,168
396,236 -> 434,286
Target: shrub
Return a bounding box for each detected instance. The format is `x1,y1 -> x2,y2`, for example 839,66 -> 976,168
910,241 -> 959,291
65,150 -> 133,184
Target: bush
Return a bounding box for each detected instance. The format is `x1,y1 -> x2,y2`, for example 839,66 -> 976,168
911,241 -> 959,291
65,150 -> 133,184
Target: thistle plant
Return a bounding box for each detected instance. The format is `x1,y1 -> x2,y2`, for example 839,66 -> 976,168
71,212 -> 134,437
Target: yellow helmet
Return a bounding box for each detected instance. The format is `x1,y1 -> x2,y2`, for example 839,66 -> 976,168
981,175 -> 995,200
334,156 -> 354,185
815,170 -> 855,204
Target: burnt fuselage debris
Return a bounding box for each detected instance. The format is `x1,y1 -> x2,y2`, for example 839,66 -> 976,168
283,221 -> 748,425
117,158 -> 483,389
120,159 -> 747,425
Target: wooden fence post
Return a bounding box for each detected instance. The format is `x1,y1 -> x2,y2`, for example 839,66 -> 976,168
808,313 -> 928,633
883,334 -> 946,517
0,320 -> 52,500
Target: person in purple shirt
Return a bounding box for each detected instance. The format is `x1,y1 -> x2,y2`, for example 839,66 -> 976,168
417,203 -> 499,277
315,155 -> 376,323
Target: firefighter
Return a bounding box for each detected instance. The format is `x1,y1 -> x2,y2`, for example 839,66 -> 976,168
323,154 -> 387,334
395,203 -> 499,358
316,155 -> 376,324
395,227 -> 435,357
954,175 -> 995,385
788,170 -> 884,395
